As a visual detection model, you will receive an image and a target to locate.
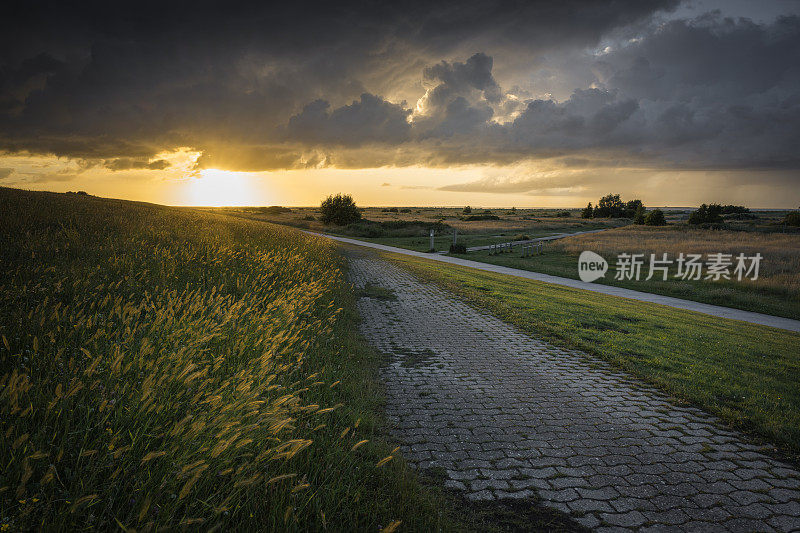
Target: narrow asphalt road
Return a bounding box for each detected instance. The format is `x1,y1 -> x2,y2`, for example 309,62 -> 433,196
306,231 -> 800,333
348,248 -> 800,532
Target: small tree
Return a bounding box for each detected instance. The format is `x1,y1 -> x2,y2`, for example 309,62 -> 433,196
624,199 -> 644,218
595,193 -> 624,218
462,206 -> 472,214
688,203 -> 723,225
721,205 -> 749,214
783,211 -> 800,227
633,205 -> 646,224
320,194 -> 361,225
581,203 -> 594,218
644,209 -> 666,226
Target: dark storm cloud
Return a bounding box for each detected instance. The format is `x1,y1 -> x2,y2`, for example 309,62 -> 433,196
423,53 -> 502,104
4,0 -> 799,176
0,0 -> 677,164
433,12 -> 800,179
285,94 -> 411,145
105,158 -> 170,171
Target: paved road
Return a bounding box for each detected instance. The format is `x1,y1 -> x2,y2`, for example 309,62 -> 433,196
307,232 -> 800,333
466,229 -> 609,252
348,249 -> 800,532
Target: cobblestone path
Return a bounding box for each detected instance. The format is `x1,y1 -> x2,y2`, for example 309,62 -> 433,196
348,251 -> 800,532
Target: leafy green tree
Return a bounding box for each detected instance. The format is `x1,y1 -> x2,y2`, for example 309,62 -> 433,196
320,194 -> 361,225
783,211 -> 800,226
644,209 -> 667,226
688,203 -> 723,224
721,205 -> 749,214
624,199 -> 644,218
581,203 -> 594,218
594,193 -> 624,218
633,205 -> 647,224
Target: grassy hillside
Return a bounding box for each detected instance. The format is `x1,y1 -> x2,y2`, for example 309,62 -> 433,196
0,188 -> 448,531
385,251 -> 800,461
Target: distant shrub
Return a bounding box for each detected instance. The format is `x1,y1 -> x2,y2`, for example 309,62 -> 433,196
593,193 -> 624,217
461,214 -> 500,221
633,206 -> 646,225
722,205 -> 750,214
462,206 -> 472,214
581,203 -> 593,218
341,219 -> 449,238
591,194 -> 644,218
320,193 -> 361,225
724,212 -> 758,220
381,207 -> 399,213
625,199 -> 644,218
259,205 -> 292,214
302,215 -> 315,221
380,220 -> 445,231
399,208 -> 412,213
555,211 -> 571,218
784,211 -> 800,226
345,221 -> 383,237
688,203 -> 723,225
644,209 -> 667,226
513,234 -> 531,241
449,242 -> 467,254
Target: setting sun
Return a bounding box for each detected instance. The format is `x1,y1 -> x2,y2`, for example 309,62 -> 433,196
186,169 -> 257,206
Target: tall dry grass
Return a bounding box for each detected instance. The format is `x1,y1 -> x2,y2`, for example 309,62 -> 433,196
0,189 -> 417,530
558,225 -> 800,295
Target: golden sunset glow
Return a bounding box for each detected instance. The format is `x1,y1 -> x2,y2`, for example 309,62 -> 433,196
185,169 -> 259,206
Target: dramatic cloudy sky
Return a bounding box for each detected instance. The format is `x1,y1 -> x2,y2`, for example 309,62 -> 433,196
2,0 -> 799,206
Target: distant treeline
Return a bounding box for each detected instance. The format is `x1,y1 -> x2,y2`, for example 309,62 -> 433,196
581,194 -> 665,226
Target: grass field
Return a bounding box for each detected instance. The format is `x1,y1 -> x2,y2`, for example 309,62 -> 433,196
0,188 -> 457,531
384,251 -> 800,461
225,205 -> 800,319
453,225 -> 800,319
213,206 -> 627,246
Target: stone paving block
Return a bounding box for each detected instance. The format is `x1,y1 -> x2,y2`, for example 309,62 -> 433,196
767,514 -> 800,532
599,510 -> 648,528
347,251 -> 800,533
567,498 -> 615,514
466,490 -> 493,501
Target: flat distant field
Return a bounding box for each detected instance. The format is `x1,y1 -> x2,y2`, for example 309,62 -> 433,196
0,188 -> 455,531
213,205 -> 629,250
459,224 -> 800,320
221,205 -> 800,319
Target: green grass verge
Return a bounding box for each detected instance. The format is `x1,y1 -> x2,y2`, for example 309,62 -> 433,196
332,230 -> 799,320
335,225 -> 610,253
382,251 -> 800,461
452,248 -> 800,320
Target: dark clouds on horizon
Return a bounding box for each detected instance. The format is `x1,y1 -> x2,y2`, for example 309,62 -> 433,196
2,0 -> 800,181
